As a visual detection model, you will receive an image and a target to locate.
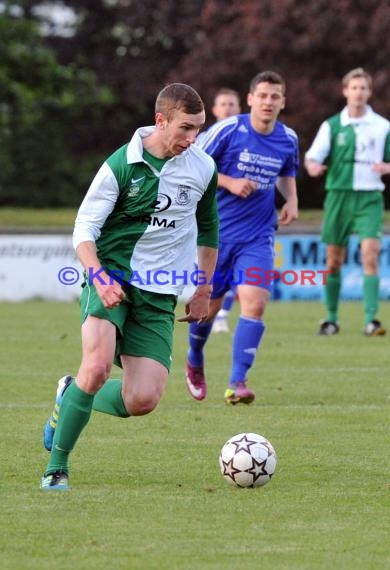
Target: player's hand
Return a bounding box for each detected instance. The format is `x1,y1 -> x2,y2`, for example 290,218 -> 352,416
278,200 -> 298,226
372,162 -> 390,176
95,274 -> 126,309
177,286 -> 212,323
228,178 -> 257,198
305,160 -> 327,177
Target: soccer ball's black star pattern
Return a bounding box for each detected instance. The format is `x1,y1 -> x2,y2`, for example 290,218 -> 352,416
221,457 -> 242,484
261,440 -> 276,458
246,457 -> 269,486
230,434 -> 259,454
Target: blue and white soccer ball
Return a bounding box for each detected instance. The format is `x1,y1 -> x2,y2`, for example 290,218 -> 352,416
219,432 -> 277,488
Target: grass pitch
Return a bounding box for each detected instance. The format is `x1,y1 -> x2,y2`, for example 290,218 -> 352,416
1,300 -> 389,570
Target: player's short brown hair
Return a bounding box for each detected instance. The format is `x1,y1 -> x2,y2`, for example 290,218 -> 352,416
249,71 -> 286,95
155,83 -> 204,119
342,67 -> 372,88
213,88 -> 241,103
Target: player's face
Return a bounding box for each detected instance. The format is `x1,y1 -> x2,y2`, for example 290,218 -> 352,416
212,94 -> 241,121
247,82 -> 285,130
343,77 -> 371,109
157,110 -> 205,156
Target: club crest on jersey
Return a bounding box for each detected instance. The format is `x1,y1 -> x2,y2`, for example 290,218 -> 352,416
336,132 -> 347,146
175,185 -> 191,205
128,184 -> 140,197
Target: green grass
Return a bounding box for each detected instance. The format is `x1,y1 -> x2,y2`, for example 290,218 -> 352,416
0,208 -> 333,228
2,207 -> 390,230
1,300 -> 390,569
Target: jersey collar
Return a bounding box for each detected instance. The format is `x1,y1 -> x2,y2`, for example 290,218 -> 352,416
126,126 -> 189,165
126,126 -> 155,164
340,105 -> 374,126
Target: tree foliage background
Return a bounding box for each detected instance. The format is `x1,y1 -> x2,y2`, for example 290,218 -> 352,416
1,0 -> 390,208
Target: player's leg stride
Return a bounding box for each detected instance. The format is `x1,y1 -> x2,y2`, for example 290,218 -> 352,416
186,321 -> 213,401
224,381 -> 255,405
222,316 -> 263,405
43,375 -> 73,451
40,470 -> 70,491
185,361 -> 207,400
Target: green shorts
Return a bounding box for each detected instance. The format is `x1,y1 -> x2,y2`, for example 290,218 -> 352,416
322,191 -> 384,246
79,281 -> 177,371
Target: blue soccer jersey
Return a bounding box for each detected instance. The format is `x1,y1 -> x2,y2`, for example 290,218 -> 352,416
197,114 -> 299,242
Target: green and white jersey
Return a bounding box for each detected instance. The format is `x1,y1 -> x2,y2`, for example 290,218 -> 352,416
73,126 -> 219,295
305,105 -> 390,191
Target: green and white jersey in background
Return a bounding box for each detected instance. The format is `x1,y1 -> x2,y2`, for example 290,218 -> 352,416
305,105 -> 390,192
73,126 -> 219,295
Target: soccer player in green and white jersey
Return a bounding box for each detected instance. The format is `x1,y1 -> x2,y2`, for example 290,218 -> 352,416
40,83 -> 219,490
305,67 -> 390,336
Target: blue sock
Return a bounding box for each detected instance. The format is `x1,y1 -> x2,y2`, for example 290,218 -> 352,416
188,321 -> 213,367
222,289 -> 235,312
230,316 -> 265,385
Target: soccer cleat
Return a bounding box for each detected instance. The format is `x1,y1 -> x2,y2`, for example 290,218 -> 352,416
224,381 -> 255,405
364,319 -> 386,336
317,320 -> 340,336
185,361 -> 207,400
43,375 -> 73,451
211,317 -> 230,334
40,470 -> 70,491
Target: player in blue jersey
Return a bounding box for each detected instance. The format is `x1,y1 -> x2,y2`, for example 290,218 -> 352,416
207,88 -> 242,334
185,71 -> 299,404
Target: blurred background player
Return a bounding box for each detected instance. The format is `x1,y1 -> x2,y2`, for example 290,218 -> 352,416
186,71 -> 299,404
305,67 -> 390,336
211,87 -> 241,122
205,88 -> 242,334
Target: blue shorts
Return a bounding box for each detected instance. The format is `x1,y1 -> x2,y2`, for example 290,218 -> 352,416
211,236 -> 275,299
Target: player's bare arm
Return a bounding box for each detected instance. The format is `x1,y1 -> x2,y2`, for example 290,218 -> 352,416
177,245 -> 218,323
76,241 -> 126,309
372,162 -> 390,176
218,173 -> 257,198
276,176 -> 299,225
304,158 -> 328,177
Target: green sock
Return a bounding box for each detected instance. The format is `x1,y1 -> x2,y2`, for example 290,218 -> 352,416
92,379 -> 130,418
363,274 -> 379,325
46,382 -> 94,475
325,271 -> 341,323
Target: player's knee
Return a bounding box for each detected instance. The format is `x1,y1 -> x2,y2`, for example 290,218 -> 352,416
79,362 -> 110,391
327,259 -> 342,273
123,391 -> 160,416
362,252 -> 379,273
244,298 -> 266,318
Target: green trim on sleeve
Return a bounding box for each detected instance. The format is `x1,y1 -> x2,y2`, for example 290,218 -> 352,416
196,165 -> 219,248
384,130 -> 390,163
